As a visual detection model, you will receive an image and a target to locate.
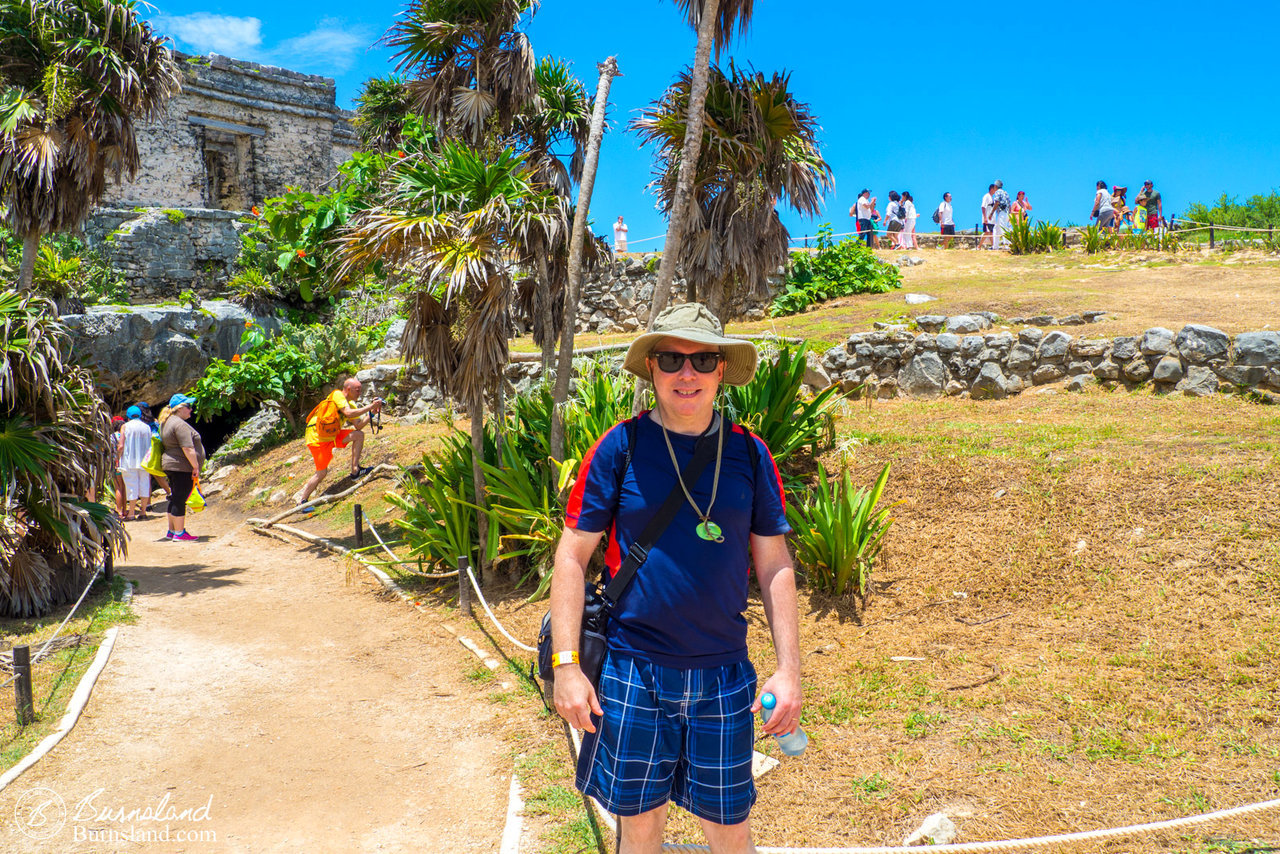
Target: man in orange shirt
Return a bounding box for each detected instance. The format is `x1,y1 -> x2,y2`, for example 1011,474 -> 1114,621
293,378 -> 383,508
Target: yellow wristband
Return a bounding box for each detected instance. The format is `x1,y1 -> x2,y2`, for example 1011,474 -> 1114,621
551,651 -> 579,668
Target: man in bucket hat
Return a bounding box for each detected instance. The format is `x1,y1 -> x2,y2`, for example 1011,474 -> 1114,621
550,303 -> 801,853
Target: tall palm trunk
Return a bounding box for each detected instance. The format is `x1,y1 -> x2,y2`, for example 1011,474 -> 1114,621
646,0 -> 720,323
18,233 -> 39,292
468,393 -> 490,580
550,57 -> 619,463
537,253 -> 555,374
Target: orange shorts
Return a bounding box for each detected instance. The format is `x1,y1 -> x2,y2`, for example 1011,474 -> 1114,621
308,429 -> 354,471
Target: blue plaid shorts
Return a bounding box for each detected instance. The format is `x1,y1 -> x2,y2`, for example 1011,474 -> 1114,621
576,650 -> 758,825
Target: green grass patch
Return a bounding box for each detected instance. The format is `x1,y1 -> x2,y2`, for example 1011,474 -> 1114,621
0,575 -> 136,772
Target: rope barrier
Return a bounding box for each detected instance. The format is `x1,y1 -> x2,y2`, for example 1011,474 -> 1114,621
462,565 -> 536,653
655,797 -> 1280,852
1172,217 -> 1278,233
32,562 -> 104,666
366,520 -> 459,580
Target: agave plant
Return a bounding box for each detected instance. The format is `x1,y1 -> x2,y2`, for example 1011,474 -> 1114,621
0,289 -> 125,616
721,344 -> 838,470
785,463 -> 893,602
1005,215 -> 1035,255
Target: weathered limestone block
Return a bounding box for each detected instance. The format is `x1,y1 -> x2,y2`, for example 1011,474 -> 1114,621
1007,344 -> 1037,373
899,352 -> 946,398
1032,363 -> 1066,385
1070,338 -> 1109,358
1038,331 -> 1073,362
970,363 -> 1008,400
1175,324 -> 1230,364
1093,359 -> 1120,380
1111,336 -> 1139,360
1233,332 -> 1280,366
1153,355 -> 1185,383
1123,357 -> 1153,382
1176,366 -> 1219,397
1139,327 -> 1175,356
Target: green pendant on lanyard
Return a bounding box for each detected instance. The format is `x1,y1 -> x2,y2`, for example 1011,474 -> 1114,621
660,411 -> 725,544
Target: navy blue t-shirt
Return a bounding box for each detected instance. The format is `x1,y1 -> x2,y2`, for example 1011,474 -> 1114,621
565,411 -> 790,669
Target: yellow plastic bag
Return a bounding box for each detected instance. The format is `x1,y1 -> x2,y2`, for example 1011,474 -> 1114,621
141,436 -> 165,477
186,483 -> 206,513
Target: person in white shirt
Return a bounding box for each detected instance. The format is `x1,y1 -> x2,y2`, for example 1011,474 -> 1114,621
990,180 -> 1011,251
119,406 -> 155,520
1091,180 -> 1115,230
613,216 -> 628,253
849,189 -> 874,247
900,191 -> 918,250
937,192 -> 955,248
980,184 -> 995,249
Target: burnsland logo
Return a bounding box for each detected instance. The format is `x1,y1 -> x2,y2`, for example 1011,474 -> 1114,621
14,787 -> 215,842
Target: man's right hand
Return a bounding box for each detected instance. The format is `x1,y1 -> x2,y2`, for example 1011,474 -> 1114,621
553,665 -> 603,733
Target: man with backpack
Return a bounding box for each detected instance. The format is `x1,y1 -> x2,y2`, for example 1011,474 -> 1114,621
293,378 -> 383,507
990,180 -> 1012,251
550,303 -> 799,854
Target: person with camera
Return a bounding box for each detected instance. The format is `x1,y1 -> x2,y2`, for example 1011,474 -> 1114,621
293,378 -> 383,508
549,303 -> 799,854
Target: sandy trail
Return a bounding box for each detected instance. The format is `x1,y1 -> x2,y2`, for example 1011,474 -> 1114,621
1,510 -> 510,852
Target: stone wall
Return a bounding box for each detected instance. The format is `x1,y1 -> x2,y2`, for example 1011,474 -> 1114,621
102,52 -> 356,210
570,255 -> 775,335
822,321 -> 1280,401
83,208 -> 245,301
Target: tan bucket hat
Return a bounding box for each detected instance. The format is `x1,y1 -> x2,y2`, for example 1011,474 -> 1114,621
623,303 -> 758,386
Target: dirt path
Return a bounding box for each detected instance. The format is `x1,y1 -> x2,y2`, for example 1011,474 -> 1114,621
1,510 -> 512,852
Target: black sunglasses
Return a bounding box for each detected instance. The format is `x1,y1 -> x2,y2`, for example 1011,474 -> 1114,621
651,351 -> 723,374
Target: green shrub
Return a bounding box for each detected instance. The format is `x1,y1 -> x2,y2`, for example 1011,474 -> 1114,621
771,225 -> 902,316
0,227 -> 128,306
786,463 -> 893,599
228,268 -> 283,312
192,318 -> 377,422
1006,216 -> 1035,255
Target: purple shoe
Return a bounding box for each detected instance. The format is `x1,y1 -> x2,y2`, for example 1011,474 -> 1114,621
171,531 -> 199,542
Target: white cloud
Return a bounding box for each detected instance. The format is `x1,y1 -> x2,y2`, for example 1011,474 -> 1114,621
269,22 -> 372,73
154,13 -> 263,58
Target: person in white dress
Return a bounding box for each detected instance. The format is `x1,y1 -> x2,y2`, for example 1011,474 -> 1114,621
900,192 -> 918,249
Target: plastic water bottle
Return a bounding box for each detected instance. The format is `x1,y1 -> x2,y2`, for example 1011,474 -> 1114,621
759,692 -> 808,756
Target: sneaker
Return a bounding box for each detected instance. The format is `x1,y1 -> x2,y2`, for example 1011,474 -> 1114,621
350,465 -> 374,479
171,531 -> 199,542
296,505 -> 316,515
164,531 -> 175,540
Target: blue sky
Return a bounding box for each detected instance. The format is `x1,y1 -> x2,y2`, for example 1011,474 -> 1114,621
149,0 -> 1280,246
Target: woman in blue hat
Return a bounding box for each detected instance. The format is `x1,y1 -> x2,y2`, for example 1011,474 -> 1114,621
161,393 -> 205,541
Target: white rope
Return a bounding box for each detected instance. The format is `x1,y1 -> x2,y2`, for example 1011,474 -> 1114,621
366,520 -> 458,580
32,562 -> 104,665
1172,216 -> 1277,233
463,565 -> 536,653
655,797 -> 1280,853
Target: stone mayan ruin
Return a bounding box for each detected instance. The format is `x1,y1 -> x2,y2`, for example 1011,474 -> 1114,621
85,52 -> 357,300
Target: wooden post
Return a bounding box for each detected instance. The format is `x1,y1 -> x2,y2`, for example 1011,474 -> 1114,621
457,555 -> 472,618
353,504 -> 364,549
13,645 -> 33,726
104,546 -> 113,583
1209,225 -> 1215,248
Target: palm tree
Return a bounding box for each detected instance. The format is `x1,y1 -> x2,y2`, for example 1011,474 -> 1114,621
0,0 -> 180,292
382,0 -> 538,148
648,0 -> 760,324
335,141 -> 559,569
633,62 -> 831,322
0,289 -> 124,616
353,75 -> 415,153
509,57 -> 590,369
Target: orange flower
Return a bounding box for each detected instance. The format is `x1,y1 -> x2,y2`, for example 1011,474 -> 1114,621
231,354 -> 241,363
296,249 -> 307,258
395,150 -> 405,159
251,206 -> 260,216
244,319 -> 253,328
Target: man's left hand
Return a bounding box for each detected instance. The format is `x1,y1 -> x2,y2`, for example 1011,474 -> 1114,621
751,670 -> 802,736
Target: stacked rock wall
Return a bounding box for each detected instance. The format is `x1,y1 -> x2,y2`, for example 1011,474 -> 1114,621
823,322 -> 1280,401
83,208 -> 245,301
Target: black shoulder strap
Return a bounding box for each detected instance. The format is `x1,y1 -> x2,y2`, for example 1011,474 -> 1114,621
601,414 -> 724,605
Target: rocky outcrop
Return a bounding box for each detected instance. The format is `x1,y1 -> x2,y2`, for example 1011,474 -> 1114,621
61,300 -> 280,408
823,323 -> 1280,402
